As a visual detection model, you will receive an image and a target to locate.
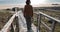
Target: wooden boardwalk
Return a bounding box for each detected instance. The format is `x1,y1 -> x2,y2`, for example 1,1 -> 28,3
16,11 -> 37,32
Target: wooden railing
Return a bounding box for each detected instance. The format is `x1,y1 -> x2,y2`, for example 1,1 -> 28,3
34,11 -> 60,32
0,11 -> 19,32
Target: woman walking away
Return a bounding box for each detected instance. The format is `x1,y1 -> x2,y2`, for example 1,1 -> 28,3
23,0 -> 33,32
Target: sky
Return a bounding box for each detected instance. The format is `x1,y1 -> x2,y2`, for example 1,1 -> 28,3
0,0 -> 60,9
0,0 -> 60,5
0,0 -> 25,5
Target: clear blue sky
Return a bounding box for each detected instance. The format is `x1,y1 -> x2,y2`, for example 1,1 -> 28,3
0,0 -> 60,4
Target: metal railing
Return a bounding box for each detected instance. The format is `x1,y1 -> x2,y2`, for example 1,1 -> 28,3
34,11 -> 60,32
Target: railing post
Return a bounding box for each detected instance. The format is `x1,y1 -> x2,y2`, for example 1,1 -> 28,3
10,23 -> 14,32
50,20 -> 56,32
15,16 -> 19,32
37,14 -> 41,32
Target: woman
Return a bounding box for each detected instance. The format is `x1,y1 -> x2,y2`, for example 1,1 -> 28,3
23,0 -> 33,32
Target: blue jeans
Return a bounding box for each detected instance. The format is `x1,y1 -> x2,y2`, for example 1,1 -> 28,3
24,16 -> 32,31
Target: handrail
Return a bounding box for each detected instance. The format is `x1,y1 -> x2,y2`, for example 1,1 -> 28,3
0,14 -> 16,32
34,11 -> 60,32
0,8 -> 19,32
0,11 -> 25,32
39,12 -> 60,23
34,12 -> 60,23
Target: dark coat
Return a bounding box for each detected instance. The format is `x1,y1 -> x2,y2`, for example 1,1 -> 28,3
23,5 -> 33,17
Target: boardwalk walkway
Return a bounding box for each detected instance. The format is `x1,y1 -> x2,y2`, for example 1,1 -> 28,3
16,11 -> 37,32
